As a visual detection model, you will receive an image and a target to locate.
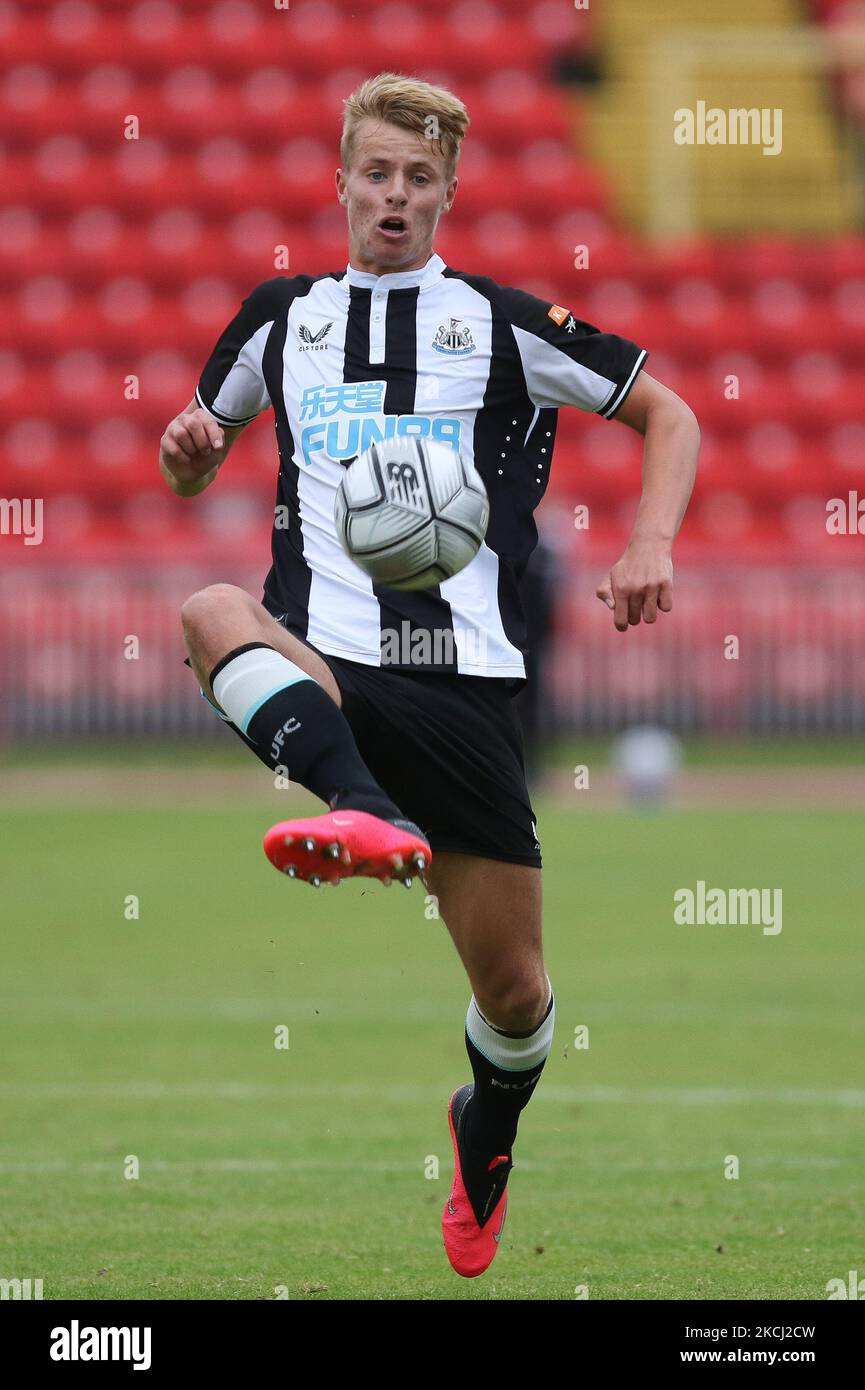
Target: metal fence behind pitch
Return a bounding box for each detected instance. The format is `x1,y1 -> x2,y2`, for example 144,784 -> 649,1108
1,564 -> 864,740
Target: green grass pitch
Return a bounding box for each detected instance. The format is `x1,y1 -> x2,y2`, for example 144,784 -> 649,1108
1,796 -> 863,1300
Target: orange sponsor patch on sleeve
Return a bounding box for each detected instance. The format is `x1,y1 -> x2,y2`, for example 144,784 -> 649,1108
547,304 -> 570,326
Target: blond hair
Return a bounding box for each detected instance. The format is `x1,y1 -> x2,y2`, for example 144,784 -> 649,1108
341,72 -> 470,180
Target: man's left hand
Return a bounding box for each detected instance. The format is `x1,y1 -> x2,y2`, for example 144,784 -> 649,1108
595,539 -> 674,632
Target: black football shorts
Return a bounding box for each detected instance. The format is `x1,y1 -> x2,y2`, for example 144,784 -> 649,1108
298,641 -> 542,869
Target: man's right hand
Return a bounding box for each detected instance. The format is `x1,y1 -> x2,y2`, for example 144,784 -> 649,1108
159,402 -> 228,496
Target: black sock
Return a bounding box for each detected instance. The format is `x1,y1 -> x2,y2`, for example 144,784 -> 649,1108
464,989 -> 555,1158
209,643 -> 406,821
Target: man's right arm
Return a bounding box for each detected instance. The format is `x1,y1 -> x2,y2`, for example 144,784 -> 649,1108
158,398 -> 247,497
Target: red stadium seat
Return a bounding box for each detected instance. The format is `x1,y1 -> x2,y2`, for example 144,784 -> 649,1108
0,0 -> 862,577
1,79 -> 576,151
3,14 -> 565,80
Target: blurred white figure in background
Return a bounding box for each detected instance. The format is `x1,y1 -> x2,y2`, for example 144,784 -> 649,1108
611,725 -> 683,809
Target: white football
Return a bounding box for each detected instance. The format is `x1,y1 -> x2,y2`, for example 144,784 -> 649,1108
334,437 -> 489,591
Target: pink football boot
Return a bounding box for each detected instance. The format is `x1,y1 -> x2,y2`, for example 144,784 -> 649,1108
263,808 -> 430,888
442,1084 -> 512,1278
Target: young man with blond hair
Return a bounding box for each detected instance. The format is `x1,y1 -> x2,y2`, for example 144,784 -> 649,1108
159,72 -> 699,1278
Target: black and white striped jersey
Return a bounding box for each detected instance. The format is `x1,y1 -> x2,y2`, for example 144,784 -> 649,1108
195,252 -> 647,680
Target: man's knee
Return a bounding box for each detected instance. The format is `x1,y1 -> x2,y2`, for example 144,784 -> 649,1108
180,584 -> 262,690
180,583 -> 254,643
475,969 -> 549,1034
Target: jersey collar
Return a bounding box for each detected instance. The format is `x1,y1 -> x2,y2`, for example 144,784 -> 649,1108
343,252 -> 446,292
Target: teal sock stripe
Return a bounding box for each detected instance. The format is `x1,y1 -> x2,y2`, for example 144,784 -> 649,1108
240,675 -> 312,736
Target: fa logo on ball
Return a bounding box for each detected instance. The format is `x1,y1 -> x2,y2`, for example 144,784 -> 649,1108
385,460 -> 424,510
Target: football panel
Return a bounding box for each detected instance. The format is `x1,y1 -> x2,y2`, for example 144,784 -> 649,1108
341,453 -> 384,508
458,456 -> 489,496
334,483 -> 350,551
354,520 -> 439,586
374,442 -> 434,517
435,518 -> 484,581
435,485 -> 490,543
423,441 -> 464,512
346,504 -> 433,556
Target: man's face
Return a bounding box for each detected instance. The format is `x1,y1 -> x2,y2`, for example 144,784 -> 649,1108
336,118 -> 457,275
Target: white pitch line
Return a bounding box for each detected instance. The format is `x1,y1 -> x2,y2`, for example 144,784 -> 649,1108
0,997 -> 463,1024
0,1082 -> 863,1106
0,1155 -> 849,1176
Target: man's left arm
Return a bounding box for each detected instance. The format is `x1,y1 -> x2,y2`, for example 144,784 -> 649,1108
596,372 -> 700,633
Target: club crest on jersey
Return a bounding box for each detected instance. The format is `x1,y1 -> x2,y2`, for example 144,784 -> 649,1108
432,317 -> 476,356
297,322 -> 333,351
